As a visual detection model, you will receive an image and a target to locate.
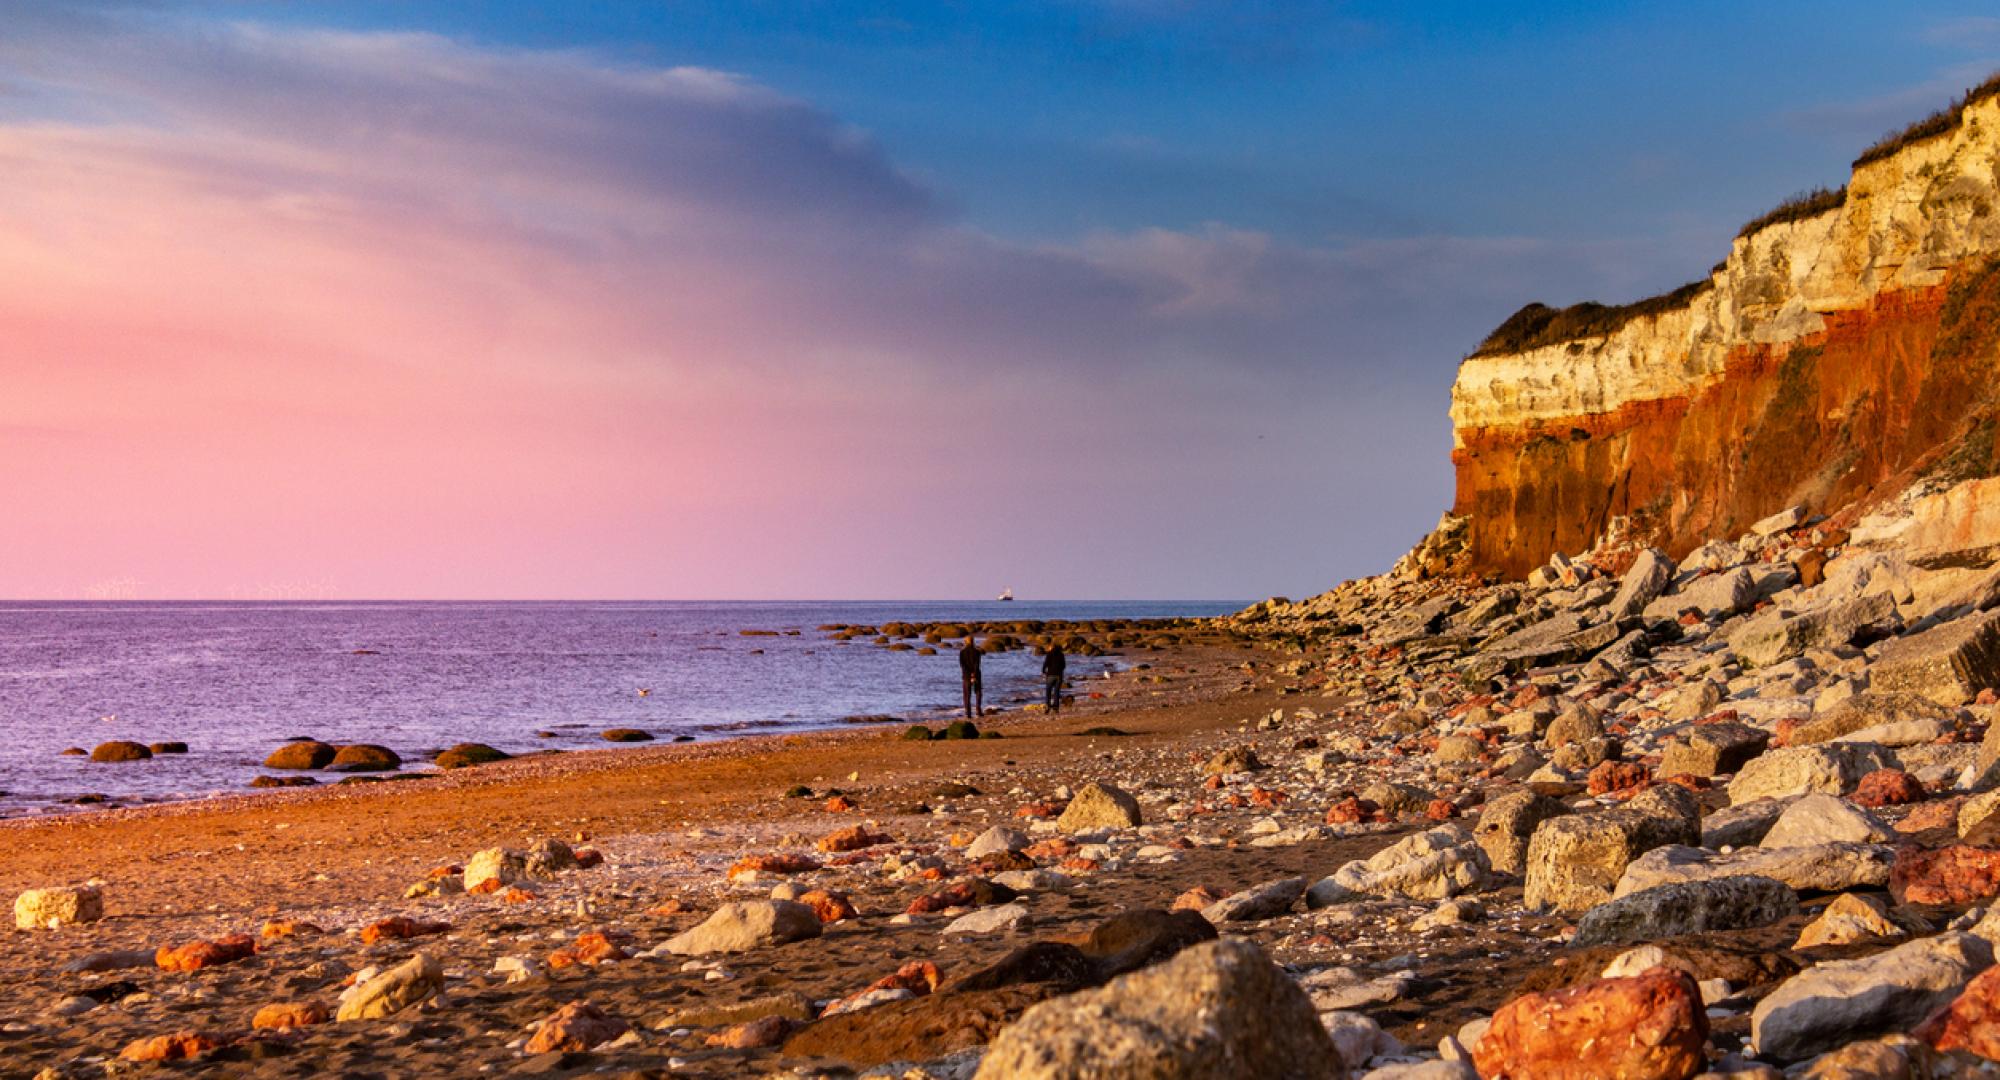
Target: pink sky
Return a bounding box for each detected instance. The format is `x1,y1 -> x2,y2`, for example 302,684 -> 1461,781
0,16 -> 1506,599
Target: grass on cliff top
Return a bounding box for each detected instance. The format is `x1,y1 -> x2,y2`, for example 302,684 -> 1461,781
1737,186 -> 1848,239
1853,71 -> 2000,168
1469,280 -> 1712,358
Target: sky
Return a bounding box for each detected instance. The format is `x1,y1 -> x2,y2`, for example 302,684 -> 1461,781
2,2 -> 1998,600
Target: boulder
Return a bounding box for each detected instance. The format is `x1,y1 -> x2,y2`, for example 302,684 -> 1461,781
1320,1012 -> 1402,1072
661,900 -> 823,956
1751,932 -> 1992,1062
1758,794 -> 1891,848
337,952 -> 442,1021
14,885 -> 104,930
1609,548 -> 1673,618
1790,692 -> 1956,745
1914,964 -> 2000,1059
1056,782 -> 1143,832
90,741 -> 151,763
525,1000 -> 630,1054
328,744 -> 400,772
1615,843 -> 1894,898
1852,769 -> 1927,808
1794,892 -> 1907,949
263,740 -> 336,770
434,743 -> 509,769
1902,476 -> 2000,568
1201,876 -> 1306,923
1473,790 -> 1571,875
1473,968 -> 1707,1080
1313,825 -> 1490,905
1202,746 -> 1263,775
1871,611 -> 2000,707
972,938 -> 1347,1080
1729,593 -> 1897,668
525,837 -> 581,877
1524,789 -> 1699,914
1658,723 -> 1769,778
945,902 -> 1031,935
1361,781 -> 1435,817
463,847 -> 526,892
967,826 -> 1032,860
1644,568 -> 1755,621
1572,875 -> 1797,948
1727,745 -> 1888,805
1701,798 -> 1791,849
1544,704 -> 1605,750
1889,845 -> 2000,906
1433,735 -> 1485,764
251,1002 -> 329,1030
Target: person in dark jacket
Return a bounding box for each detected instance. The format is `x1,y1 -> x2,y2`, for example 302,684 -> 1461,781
959,636 -> 984,719
1041,644 -> 1066,714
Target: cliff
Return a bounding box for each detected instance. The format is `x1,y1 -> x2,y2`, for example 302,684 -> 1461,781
1448,84 -> 2000,579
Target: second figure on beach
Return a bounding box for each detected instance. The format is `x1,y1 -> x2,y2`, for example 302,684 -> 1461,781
1042,643 -> 1066,714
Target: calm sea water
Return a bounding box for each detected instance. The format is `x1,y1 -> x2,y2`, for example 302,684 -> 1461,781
0,600 -> 1237,816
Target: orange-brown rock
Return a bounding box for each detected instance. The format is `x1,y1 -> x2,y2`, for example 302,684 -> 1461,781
119,1031 -> 226,1061
817,826 -> 894,853
907,878 -> 1014,915
727,853 -> 822,879
251,1001 -> 329,1030
1171,886 -> 1226,912
824,795 -> 859,812
524,1000 -> 629,1054
1854,769 -> 1926,808
547,930 -> 627,969
1917,964 -> 2000,1059
1589,761 -> 1652,797
156,933 -> 256,972
1890,845 -> 2000,906
1473,967 -> 1708,1080
259,919 -> 322,939
866,960 -> 942,996
797,888 -> 858,923
359,916 -> 450,944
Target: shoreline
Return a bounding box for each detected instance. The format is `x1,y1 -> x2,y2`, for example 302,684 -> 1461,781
0,640 -> 1271,908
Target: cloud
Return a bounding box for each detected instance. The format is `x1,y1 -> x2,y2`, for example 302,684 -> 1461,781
0,10 -> 1669,599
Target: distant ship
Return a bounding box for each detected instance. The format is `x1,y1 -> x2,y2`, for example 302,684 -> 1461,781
997,588 -> 1014,601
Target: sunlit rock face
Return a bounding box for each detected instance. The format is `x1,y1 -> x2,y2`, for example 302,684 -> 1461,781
1449,95 -> 2000,578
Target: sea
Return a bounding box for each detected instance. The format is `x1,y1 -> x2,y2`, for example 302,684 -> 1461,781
0,600 -> 1240,816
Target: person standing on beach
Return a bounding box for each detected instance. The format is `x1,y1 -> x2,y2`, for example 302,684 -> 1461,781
1041,644 -> 1066,713
959,635 -> 984,719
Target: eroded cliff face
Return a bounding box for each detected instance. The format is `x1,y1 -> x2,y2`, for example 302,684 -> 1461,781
1451,96 -> 2000,578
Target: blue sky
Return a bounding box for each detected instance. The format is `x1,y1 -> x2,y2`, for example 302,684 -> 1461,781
1,2 -> 1997,599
